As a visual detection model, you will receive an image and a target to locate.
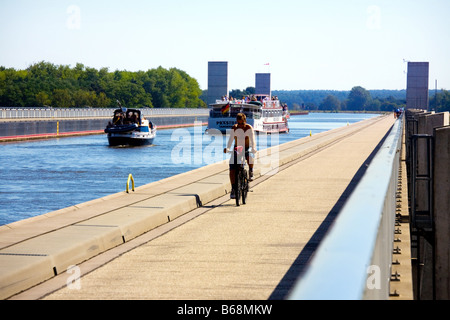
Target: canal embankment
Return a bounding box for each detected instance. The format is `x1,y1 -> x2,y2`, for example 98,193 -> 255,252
0,114 -> 208,142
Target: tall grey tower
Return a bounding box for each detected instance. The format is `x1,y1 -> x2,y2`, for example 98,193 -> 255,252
255,73 -> 271,96
406,62 -> 429,110
207,61 -> 228,106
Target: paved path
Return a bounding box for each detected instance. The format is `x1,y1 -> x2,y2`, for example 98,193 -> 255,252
5,115 -> 395,300
34,115 -> 395,300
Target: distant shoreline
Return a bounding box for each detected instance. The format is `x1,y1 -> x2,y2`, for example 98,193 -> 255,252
289,110 -> 386,115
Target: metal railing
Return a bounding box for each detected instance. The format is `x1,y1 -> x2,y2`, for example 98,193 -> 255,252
0,107 -> 209,119
288,115 -> 403,300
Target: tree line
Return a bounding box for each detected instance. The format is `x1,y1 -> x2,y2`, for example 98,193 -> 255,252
272,87 -> 409,112
432,90 -> 450,113
273,87 -> 450,113
3,62 -> 449,113
214,87 -> 409,112
0,61 -> 206,109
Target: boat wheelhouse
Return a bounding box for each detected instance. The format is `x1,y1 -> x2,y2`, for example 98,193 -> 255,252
206,94 -> 289,134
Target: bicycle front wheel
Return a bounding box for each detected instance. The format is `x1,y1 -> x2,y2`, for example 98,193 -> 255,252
241,169 -> 248,205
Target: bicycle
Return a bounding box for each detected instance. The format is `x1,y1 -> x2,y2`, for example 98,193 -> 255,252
228,146 -> 252,206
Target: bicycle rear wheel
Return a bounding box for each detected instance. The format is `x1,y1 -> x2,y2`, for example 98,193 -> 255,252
235,180 -> 241,206
234,166 -> 241,206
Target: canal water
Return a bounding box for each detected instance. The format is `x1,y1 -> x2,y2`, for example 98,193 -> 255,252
0,113 -> 378,226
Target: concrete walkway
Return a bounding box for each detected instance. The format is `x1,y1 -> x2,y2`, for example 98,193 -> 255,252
3,115 -> 395,300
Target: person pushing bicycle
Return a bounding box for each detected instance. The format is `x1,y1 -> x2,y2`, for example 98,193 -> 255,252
223,113 -> 257,199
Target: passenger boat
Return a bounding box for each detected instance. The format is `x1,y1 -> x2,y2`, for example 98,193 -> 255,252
104,107 -> 156,146
206,94 -> 290,134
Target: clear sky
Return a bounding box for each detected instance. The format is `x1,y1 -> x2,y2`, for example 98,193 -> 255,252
1,0 -> 449,91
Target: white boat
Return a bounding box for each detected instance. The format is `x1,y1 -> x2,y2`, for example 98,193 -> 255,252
206,94 -> 289,134
104,107 -> 156,146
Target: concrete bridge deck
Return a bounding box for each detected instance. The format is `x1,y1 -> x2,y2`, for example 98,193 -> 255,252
1,114 -> 396,300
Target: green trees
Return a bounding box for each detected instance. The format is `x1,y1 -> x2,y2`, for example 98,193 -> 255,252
433,90 -> 450,113
273,88 -> 407,112
346,86 -> 371,111
229,87 -> 255,100
319,95 -> 341,111
0,61 -> 206,108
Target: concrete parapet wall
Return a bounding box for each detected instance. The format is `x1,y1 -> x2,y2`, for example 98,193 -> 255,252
0,115 -> 388,299
0,118 -> 109,137
416,112 -> 449,212
0,115 -> 208,141
406,109 -> 450,299
418,112 -> 449,135
434,125 -> 450,299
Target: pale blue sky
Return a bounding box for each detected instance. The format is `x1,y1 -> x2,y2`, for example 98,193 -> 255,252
1,0 -> 449,91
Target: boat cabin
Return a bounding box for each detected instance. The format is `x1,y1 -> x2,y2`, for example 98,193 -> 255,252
111,107 -> 142,126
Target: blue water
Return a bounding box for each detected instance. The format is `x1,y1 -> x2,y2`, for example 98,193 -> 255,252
0,113 -> 378,225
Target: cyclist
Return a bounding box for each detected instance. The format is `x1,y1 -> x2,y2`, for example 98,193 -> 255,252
223,113 -> 257,199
